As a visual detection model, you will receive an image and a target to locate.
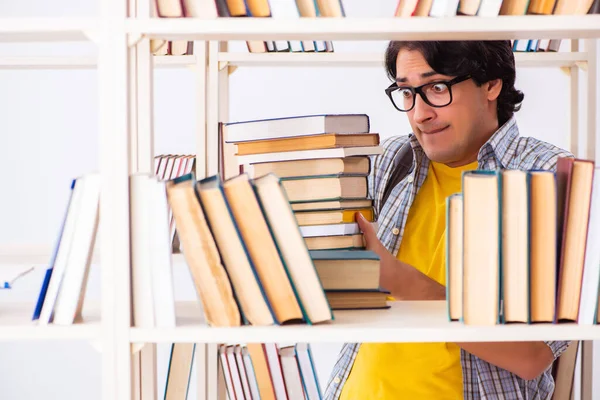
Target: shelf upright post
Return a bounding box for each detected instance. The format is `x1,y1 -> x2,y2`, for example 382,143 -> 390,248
584,38 -> 597,162
569,39 -> 580,157
194,41 -> 208,179
206,40 -> 221,177
98,0 -> 132,399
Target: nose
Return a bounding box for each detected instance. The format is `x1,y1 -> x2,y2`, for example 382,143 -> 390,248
412,93 -> 435,124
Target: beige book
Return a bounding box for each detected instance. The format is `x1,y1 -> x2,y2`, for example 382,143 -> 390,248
446,193 -> 463,321
282,176 -> 367,203
462,172 -> 500,326
458,0 -> 481,15
294,207 -> 373,226
557,160 -> 595,321
222,174 -> 304,324
166,176 -> 241,327
291,198 -> 373,212
502,170 -> 529,323
529,171 -> 557,322
236,133 -> 379,156
250,157 -> 370,180
304,233 -> 364,250
395,0 -> 420,16
413,0 -> 434,15
499,0 -> 530,14
165,344 -> 195,400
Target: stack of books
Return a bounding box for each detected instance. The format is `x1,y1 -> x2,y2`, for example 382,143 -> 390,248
446,157 -> 600,326
224,113 -> 390,310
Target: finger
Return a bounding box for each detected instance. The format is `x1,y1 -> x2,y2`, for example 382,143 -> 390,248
355,212 -> 377,249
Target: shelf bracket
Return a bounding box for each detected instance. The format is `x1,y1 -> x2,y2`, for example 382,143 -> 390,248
575,61 -> 588,71
128,34 -> 144,48
218,61 -> 238,75
83,29 -> 101,44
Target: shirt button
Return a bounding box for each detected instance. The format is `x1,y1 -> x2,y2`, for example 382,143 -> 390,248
407,175 -> 414,183
392,227 -> 400,235
334,377 -> 341,384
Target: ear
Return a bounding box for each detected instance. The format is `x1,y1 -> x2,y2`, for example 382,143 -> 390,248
486,79 -> 503,101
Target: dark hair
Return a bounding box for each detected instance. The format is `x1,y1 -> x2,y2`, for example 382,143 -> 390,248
384,41 -> 524,126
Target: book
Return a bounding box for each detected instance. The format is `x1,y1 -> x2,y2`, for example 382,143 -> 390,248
165,343 -> 195,400
222,174 -> 304,324
237,146 -> 382,165
246,343 -> 277,400
295,343 -> 322,400
249,157 -> 371,180
291,199 -> 373,212
446,193 -> 463,321
294,207 -> 374,226
304,233 -> 365,251
224,114 -> 369,143
253,173 -> 334,324
556,158 -> 595,322
166,174 -> 242,327
528,170 -> 557,323
299,222 -> 363,237
235,133 -> 380,156
462,170 -> 501,326
197,175 -> 276,326
326,288 -> 391,310
281,175 -> 368,203
309,250 -> 381,290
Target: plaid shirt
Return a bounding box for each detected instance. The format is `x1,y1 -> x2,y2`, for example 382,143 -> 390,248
324,117 -> 573,400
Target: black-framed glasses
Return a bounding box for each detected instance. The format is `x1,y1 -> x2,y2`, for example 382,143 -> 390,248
385,74 -> 472,112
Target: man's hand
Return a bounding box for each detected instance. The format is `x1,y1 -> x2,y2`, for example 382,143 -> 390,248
356,213 -> 445,300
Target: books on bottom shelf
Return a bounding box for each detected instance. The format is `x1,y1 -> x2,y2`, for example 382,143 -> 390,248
446,158 -> 600,326
164,342 -> 322,400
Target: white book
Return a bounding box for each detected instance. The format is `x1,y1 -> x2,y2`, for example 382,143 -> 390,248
181,0 -> 218,17
295,343 -> 322,400
300,222 -> 362,238
237,146 -> 382,165
279,346 -> 305,400
224,114 -> 369,143
226,346 -> 246,400
269,0 -> 303,52
578,170 -> 600,325
477,0 -> 503,15
234,346 -> 254,400
53,173 -> 101,325
241,347 -> 262,400
150,179 -> 177,328
38,176 -> 86,325
264,343 -> 288,400
430,0 -> 460,16
130,174 -> 156,329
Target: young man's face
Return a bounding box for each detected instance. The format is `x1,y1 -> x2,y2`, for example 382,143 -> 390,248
395,49 -> 501,167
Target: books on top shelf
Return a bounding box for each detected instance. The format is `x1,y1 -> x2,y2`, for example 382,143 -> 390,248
446,158 -> 600,326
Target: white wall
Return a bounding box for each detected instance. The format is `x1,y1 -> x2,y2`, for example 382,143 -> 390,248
1,1 -> 598,399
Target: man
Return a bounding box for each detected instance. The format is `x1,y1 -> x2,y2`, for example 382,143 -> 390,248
324,40 -> 572,399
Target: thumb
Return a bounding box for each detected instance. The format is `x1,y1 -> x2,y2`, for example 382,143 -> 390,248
355,212 -> 380,252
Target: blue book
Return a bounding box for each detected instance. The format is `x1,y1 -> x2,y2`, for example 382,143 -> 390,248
32,178 -> 76,320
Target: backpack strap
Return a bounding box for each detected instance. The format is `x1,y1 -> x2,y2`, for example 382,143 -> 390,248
381,141 -> 414,208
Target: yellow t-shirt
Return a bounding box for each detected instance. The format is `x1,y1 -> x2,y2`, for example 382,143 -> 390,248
339,159 -> 478,400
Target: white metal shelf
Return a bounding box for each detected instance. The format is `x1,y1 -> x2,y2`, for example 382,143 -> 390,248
129,16 -> 600,42
0,302 -> 100,341
0,55 -> 197,70
130,301 -> 600,344
0,18 -> 98,43
217,51 -> 589,68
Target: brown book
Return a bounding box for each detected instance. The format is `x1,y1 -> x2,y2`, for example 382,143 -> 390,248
527,0 -> 557,14
294,207 -> 374,226
222,174 -> 304,324
304,233 -> 365,250
251,157 -> 370,180
246,344 -> 277,400
529,171 -> 557,322
413,0 -> 433,15
499,0 -> 530,14
556,159 -> 595,321
312,254 -> 380,290
326,289 -> 390,310
236,133 -> 380,156
165,175 -> 241,327
282,176 -> 367,203
462,171 -> 500,326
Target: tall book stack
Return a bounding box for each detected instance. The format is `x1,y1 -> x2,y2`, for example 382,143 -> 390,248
224,114 -> 390,310
446,157 -> 600,326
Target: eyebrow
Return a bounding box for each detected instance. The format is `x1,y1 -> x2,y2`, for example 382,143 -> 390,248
396,70 -> 439,83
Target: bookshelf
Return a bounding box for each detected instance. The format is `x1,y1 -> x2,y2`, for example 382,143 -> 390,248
0,8 -> 599,400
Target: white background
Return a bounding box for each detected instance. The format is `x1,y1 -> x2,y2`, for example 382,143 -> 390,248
0,0 -> 599,399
